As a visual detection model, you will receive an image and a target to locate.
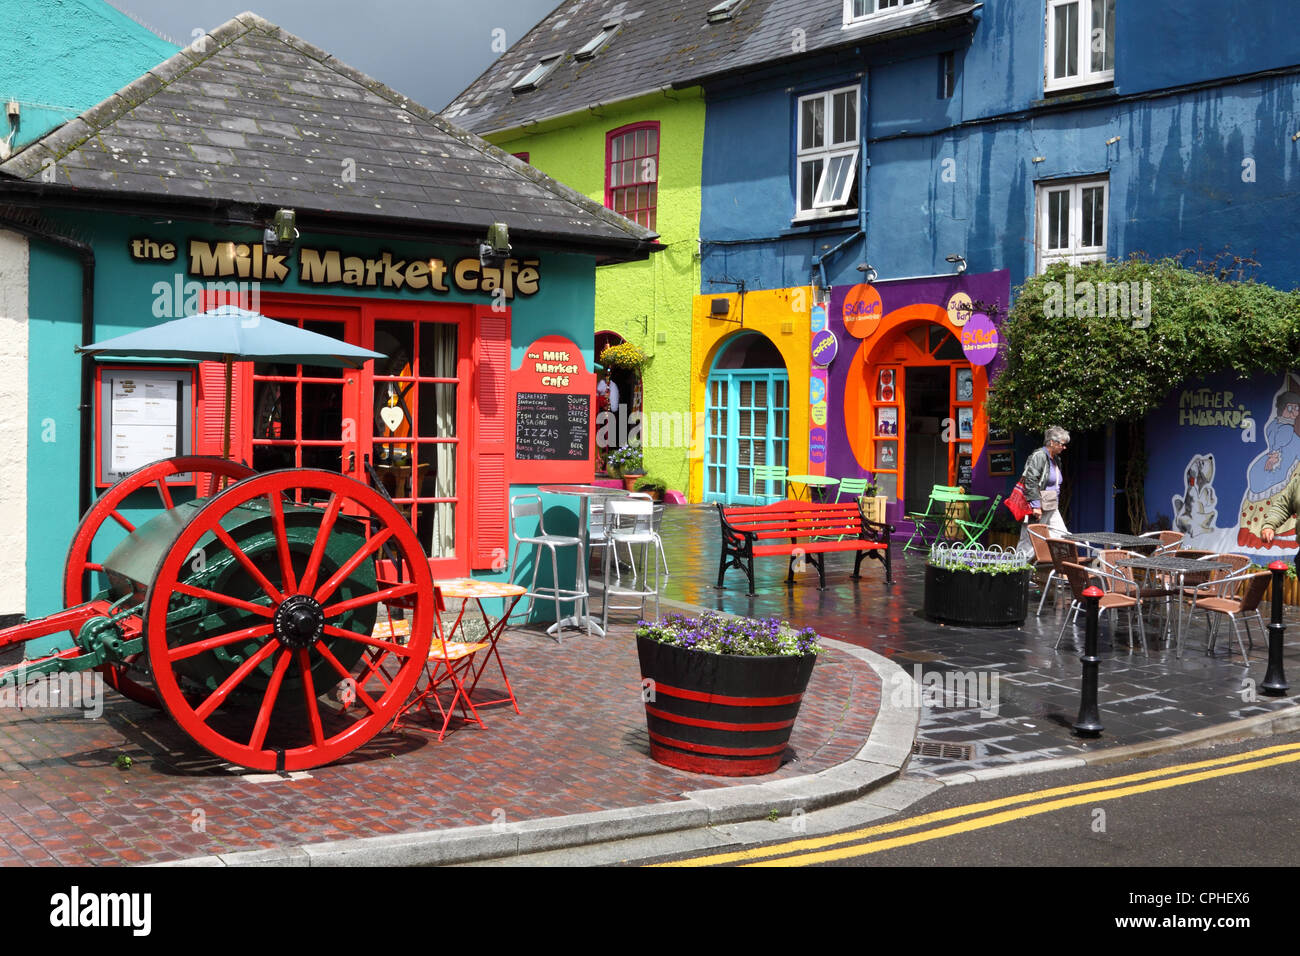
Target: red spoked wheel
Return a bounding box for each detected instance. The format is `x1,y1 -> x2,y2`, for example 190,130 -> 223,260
64,456 -> 257,707
142,469 -> 433,772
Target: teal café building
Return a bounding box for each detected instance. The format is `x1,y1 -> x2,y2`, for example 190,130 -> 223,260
0,14 -> 657,638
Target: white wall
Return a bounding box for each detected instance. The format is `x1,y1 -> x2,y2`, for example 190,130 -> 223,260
0,230 -> 27,617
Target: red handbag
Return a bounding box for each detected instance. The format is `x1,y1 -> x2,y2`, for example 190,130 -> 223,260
1005,482 -> 1032,522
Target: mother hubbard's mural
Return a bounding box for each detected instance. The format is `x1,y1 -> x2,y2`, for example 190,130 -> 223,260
1149,371 -> 1300,560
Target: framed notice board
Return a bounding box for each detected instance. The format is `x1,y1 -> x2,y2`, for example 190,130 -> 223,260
96,365 -> 196,486
988,448 -> 1015,477
509,335 -> 596,482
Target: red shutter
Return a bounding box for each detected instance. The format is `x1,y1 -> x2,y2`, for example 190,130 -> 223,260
195,360 -> 250,466
470,306 -> 511,570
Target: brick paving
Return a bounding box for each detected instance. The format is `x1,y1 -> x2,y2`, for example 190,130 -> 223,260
0,617 -> 879,865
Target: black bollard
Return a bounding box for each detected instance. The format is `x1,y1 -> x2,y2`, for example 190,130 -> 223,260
1073,585 -> 1103,737
1261,561 -> 1290,697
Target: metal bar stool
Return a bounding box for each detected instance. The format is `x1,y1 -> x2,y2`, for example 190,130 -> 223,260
599,496 -> 662,632
508,494 -> 589,638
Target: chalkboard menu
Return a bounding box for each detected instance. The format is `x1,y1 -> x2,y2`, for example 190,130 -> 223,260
957,454 -> 974,487
515,392 -> 589,461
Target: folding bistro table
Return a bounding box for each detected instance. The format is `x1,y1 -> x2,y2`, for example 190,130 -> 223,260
434,577 -> 525,715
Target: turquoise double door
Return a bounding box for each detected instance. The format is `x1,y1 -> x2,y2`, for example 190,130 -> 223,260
703,369 -> 789,505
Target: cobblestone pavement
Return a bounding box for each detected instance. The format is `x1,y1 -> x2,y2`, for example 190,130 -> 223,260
657,504 -> 1300,776
0,613 -> 878,865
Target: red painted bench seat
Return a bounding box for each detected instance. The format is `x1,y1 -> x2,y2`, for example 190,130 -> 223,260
716,501 -> 894,594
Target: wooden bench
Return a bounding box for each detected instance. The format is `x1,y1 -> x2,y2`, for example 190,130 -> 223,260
716,500 -> 894,594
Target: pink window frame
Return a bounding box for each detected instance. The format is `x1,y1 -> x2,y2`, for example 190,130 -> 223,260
604,121 -> 660,230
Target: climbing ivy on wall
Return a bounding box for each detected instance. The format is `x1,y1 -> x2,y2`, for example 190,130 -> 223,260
986,255 -> 1300,433
987,255 -> 1300,532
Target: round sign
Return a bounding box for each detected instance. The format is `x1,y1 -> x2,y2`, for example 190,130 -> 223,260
960,312 -> 998,366
842,284 -> 883,339
946,291 -> 973,327
809,427 -> 828,464
811,402 -> 828,426
811,329 -> 838,367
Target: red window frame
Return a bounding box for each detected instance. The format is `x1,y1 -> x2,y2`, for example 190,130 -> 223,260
605,121 -> 659,230
193,293 -> 508,578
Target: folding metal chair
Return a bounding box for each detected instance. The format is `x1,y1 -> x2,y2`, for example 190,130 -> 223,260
389,586 -> 490,740
953,494 -> 1003,546
903,485 -> 963,552
834,477 -> 871,503
751,464 -> 788,500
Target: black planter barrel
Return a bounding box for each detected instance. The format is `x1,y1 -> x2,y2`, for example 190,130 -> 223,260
924,565 -> 1030,627
636,635 -> 817,776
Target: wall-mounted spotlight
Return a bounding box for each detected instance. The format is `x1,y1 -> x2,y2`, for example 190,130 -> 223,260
480,221 -> 511,269
263,208 -> 299,252
945,254 -> 967,275
856,263 -> 878,283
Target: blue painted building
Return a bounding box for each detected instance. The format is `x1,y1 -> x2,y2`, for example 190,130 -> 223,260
690,0 -> 1300,546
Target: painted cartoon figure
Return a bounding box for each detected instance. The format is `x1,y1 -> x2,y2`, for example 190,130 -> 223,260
1172,454 -> 1217,539
1238,373 -> 1300,549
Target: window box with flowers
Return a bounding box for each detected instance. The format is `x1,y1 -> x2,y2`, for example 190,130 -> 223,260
636,612 -> 822,776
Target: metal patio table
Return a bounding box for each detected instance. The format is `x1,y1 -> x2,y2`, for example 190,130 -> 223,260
1065,531 -> 1160,554
1117,554 -> 1230,655
785,473 -> 839,502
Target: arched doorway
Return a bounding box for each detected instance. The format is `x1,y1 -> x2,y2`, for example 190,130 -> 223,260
844,317 -> 984,512
704,332 -> 789,504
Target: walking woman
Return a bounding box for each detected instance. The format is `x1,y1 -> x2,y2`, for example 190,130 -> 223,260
1017,426 -> 1070,551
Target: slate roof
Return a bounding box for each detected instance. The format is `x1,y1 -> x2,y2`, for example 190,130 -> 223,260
445,0 -> 981,135
0,12 -> 659,262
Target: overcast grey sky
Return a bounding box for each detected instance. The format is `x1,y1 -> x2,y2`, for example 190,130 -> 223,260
106,0 -> 558,110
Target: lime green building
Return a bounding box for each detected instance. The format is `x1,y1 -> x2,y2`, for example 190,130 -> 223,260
445,5 -> 727,496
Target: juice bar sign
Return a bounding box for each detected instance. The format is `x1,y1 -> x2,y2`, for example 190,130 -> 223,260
129,237 -> 541,301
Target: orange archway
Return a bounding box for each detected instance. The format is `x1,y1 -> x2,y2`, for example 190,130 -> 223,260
843,303 -> 987,506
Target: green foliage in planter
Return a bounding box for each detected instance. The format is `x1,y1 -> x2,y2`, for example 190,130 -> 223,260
606,444 -> 642,477
637,612 -> 821,657
633,475 -> 668,494
927,546 -> 1034,574
986,255 -> 1300,433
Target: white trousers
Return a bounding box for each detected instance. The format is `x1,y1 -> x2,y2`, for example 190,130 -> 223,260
1017,507 -> 1068,552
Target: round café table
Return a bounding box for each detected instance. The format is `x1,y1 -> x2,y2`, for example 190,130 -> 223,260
786,474 -> 839,502
1116,554 -> 1230,655
536,484 -> 630,637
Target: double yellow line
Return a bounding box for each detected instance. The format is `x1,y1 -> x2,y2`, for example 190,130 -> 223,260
654,740 -> 1300,867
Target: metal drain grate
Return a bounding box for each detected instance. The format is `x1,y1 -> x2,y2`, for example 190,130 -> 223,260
912,740 -> 976,760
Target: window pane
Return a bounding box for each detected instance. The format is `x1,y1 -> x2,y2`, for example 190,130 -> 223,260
647,127 -> 658,154
1053,3 -> 1078,79
800,158 -> 822,212
814,152 -> 855,206
833,90 -> 857,144
1047,190 -> 1070,250
1081,186 -> 1104,247
1091,0 -> 1115,72
800,97 -> 824,150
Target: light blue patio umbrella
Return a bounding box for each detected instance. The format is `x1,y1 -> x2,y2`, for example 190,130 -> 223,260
78,305 -> 385,460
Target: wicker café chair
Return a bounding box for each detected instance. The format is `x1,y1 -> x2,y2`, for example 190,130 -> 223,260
1055,560 -> 1147,653
1025,523 -> 1060,615
1141,530 -> 1184,555
1191,569 -> 1271,659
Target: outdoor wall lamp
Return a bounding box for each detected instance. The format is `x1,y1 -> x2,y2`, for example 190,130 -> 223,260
945,254 -> 968,275
263,208 -> 299,251
856,263 -> 878,282
480,221 -> 512,268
